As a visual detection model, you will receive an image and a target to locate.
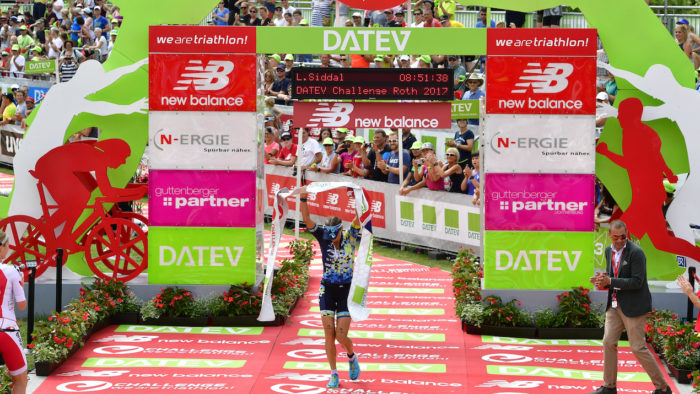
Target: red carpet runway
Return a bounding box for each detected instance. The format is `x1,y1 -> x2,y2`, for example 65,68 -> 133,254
33,233 -> 677,393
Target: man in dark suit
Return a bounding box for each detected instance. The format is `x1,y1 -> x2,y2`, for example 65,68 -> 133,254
589,220 -> 672,394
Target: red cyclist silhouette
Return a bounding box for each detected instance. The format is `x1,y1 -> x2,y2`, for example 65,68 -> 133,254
32,139 -> 143,246
596,98 -> 700,262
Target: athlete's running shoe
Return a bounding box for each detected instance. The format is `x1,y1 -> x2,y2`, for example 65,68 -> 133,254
327,372 -> 340,389
349,354 -> 360,380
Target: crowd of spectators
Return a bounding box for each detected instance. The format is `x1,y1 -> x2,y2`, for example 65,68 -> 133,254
1,0 -> 121,80
264,123 -> 481,202
0,84 -> 34,129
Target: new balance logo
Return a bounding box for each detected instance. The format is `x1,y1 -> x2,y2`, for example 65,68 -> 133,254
512,63 -> 573,94
307,103 -> 354,127
173,60 -> 235,91
477,380 -> 544,388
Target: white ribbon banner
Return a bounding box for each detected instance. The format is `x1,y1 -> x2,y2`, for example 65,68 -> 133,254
258,181 -> 374,322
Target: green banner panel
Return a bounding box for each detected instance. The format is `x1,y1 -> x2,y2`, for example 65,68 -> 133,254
256,27 -> 486,55
24,59 -> 55,74
484,231 -> 594,290
148,227 -> 256,285
451,100 -> 479,119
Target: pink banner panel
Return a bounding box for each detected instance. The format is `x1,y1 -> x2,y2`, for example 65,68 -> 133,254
484,173 -> 594,232
149,170 -> 256,227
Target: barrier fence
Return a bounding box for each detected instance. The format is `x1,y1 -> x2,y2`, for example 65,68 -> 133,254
263,164 -> 481,253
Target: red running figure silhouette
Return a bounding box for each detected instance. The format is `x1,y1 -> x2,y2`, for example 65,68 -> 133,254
596,98 -> 700,262
32,139 -> 144,248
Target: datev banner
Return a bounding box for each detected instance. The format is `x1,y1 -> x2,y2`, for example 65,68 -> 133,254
294,102 -> 451,129
484,173 -> 594,232
483,231 -> 594,290
148,111 -> 257,170
148,227 -> 256,285
149,53 -> 256,112
394,195 -> 481,246
483,114 -> 596,174
149,170 -> 256,227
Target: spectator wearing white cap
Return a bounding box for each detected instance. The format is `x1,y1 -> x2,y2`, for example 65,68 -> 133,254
92,5 -> 110,39
595,91 -> 611,129
351,11 -> 363,27
8,44 -> 24,77
397,55 -> 411,68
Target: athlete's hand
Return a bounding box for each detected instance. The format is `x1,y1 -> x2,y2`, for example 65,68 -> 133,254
668,174 -> 678,183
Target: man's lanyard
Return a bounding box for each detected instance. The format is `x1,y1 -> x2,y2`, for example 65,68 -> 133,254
612,245 -> 626,278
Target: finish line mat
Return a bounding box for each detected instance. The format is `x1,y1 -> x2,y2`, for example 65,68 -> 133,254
35,233 -> 679,393
463,333 -> 679,393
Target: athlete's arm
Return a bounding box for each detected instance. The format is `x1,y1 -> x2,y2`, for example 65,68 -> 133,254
299,192 -> 315,229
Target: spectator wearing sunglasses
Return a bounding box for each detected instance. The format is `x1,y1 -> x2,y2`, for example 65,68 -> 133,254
410,9 -> 424,27
435,147 -> 464,193
269,131 -> 297,167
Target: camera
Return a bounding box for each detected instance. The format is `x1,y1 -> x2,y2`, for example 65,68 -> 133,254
416,159 -> 424,165
292,167 -> 297,176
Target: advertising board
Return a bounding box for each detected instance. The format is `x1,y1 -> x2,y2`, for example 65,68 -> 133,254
148,111 -> 257,170
149,54 -> 256,112
487,28 -> 598,57
486,56 -> 596,115
482,114 -> 596,174
483,231 -> 594,290
394,195 -> 481,246
484,173 -> 594,232
149,25 -> 256,54
149,170 -> 256,227
293,102 -> 451,129
148,226 -> 256,285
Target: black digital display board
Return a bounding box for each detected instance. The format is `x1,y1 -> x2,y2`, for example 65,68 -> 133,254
290,67 -> 454,100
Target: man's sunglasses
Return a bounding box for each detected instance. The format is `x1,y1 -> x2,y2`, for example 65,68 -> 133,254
610,234 -> 627,241
445,153 -> 456,156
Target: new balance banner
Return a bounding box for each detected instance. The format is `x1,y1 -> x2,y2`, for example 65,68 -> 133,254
149,25 -> 256,54
294,102 -> 451,129
148,111 -> 257,170
148,227 -> 256,285
149,170 -> 256,227
484,174 -> 594,232
486,56 -> 597,115
483,114 -> 596,174
260,182 -> 373,322
149,54 -> 256,112
483,231 -> 594,290
487,28 -> 597,57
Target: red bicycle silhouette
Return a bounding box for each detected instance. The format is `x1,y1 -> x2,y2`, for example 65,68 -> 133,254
0,140 -> 149,282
